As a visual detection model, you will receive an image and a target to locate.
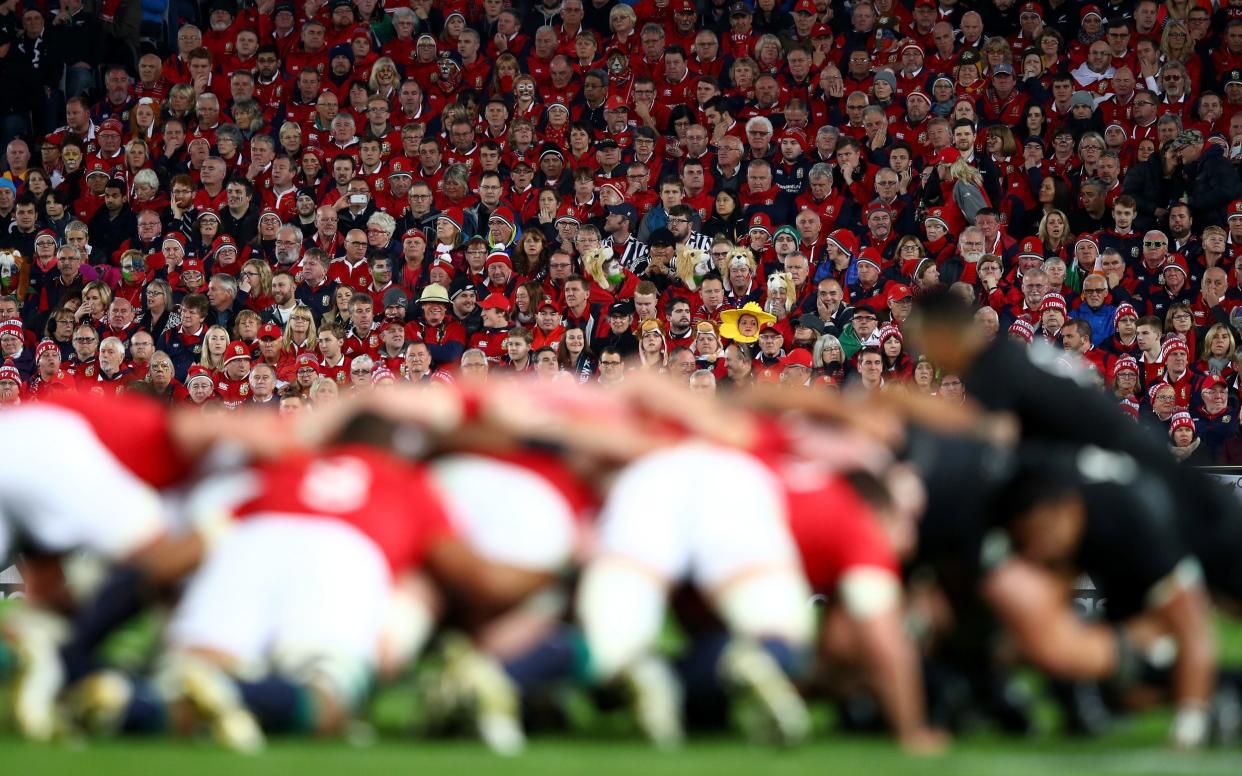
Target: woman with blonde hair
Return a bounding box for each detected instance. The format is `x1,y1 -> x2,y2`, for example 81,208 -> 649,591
74,280 -> 113,326
281,305 -> 318,358
233,309 -> 263,345
321,285 -> 354,331
813,333 -> 846,383
240,259 -> 273,310
944,156 -> 991,226
609,3 -> 638,50
199,325 -> 232,374
981,36 -> 1013,76
369,57 -> 400,100
753,35 -> 783,75
487,53 -> 523,98
1198,323 -> 1237,376
728,57 -> 760,100
1038,209 -> 1073,259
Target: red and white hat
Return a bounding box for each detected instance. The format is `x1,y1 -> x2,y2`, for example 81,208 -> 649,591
0,319 -> 23,341
1170,411 -> 1196,435
856,247 -> 883,272
878,323 -> 903,344
1114,302 -> 1139,323
1039,293 -> 1067,314
185,364 -> 215,389
1017,237 -> 1045,260
295,353 -> 320,373
1163,255 -> 1190,281
489,206 -> 516,233
35,339 -> 59,360
0,359 -> 20,383
825,228 -> 859,257
1008,319 -> 1035,342
224,341 -> 252,365
484,250 -> 513,270
1110,355 -> 1138,381
388,158 -> 413,178
1160,338 -> 1190,361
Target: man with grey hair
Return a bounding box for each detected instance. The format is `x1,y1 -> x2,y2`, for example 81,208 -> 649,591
688,369 -> 716,394
95,336 -> 131,391
711,132 -> 746,193
248,362 -> 279,405
459,348 -> 489,383
274,224 -> 303,269
744,115 -> 774,160
207,274 -> 242,330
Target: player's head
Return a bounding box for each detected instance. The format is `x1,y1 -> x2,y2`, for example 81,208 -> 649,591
330,408 -> 429,459
905,287 -> 987,376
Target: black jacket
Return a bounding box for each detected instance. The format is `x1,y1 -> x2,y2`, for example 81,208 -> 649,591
1177,144 -> 1242,229
1121,154 -> 1174,230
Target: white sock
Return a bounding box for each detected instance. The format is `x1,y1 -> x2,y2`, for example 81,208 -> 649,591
376,579 -> 438,678
576,560 -> 667,682
714,570 -> 815,649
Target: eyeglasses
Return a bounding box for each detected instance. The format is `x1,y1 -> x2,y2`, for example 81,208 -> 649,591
1143,241 -> 1166,247
667,217 -> 689,225
73,337 -> 97,343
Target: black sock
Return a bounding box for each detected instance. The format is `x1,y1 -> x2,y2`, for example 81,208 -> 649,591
503,624 -> 576,695
120,677 -> 168,735
236,675 -> 313,733
60,565 -> 154,684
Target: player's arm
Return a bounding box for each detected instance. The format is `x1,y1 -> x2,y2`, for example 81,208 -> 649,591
425,537 -> 554,618
982,558 -> 1120,679
168,404 -> 297,460
838,567 -> 947,755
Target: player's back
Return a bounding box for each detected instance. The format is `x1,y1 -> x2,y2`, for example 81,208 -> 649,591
234,444 -> 452,575
36,391 -> 192,489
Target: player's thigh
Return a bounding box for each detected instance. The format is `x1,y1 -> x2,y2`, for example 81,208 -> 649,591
270,518 -> 392,666
165,519 -> 287,666
686,448 -> 800,589
594,448 -> 696,580
432,455 -> 577,571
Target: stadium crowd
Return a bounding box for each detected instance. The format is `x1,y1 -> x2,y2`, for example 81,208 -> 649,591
0,0 -> 1241,462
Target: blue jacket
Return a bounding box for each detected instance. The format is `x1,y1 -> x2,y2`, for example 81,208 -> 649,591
1070,301 -> 1116,346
